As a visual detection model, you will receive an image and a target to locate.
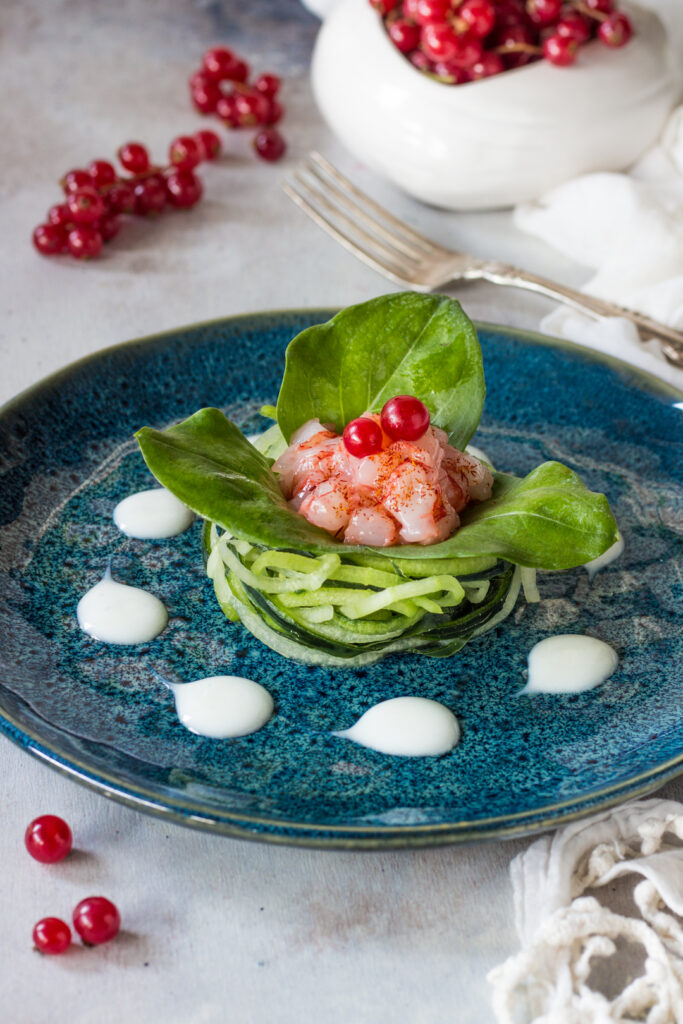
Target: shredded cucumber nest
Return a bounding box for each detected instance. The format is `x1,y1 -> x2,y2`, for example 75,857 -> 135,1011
202,522 -> 539,667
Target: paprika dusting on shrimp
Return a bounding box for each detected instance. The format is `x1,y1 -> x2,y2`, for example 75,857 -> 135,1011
271,395 -> 494,547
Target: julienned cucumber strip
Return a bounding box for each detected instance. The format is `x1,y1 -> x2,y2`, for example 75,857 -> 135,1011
203,520 -> 525,665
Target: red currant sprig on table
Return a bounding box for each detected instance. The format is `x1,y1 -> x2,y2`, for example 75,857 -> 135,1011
32,131 -> 222,261
371,0 -> 633,82
189,46 -> 287,162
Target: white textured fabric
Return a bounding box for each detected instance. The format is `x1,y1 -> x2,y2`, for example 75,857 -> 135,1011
488,799 -> 683,1023
515,98 -> 683,390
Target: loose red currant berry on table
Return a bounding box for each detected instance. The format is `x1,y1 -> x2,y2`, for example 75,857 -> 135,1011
33,917 -> 72,955
388,19 -> 421,53
117,141 -> 150,175
253,128 -> 287,162
166,170 -> 203,208
62,169 -> 91,194
598,12 -> 632,47
169,134 -> 202,171
380,396 -> 430,441
133,174 -> 167,215
25,815 -> 73,862
194,128 -> 222,160
67,226 -> 103,260
191,80 -> 222,114
203,46 -> 249,82
48,203 -> 73,228
459,0 -> 496,38
542,32 -> 578,65
263,99 -> 284,126
73,897 -> 121,946
343,418 -> 384,458
253,73 -> 281,97
66,186 -> 105,224
234,89 -> 271,127
107,180 -> 136,214
88,160 -> 117,188
32,224 -> 66,255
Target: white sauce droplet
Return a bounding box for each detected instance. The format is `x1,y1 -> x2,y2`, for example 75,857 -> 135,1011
170,676 -> 274,739
334,697 -> 460,757
113,487 -> 194,539
77,572 -> 168,644
583,534 -> 625,579
522,634 -> 618,694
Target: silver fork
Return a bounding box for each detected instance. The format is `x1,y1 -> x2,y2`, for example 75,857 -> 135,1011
283,152 -> 683,370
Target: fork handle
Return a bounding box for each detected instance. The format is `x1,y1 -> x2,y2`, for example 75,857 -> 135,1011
470,261 -> 683,370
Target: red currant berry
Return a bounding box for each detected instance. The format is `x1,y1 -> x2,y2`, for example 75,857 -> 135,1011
598,12 -> 632,47
459,0 -> 496,38
253,73 -> 281,97
421,22 -> 461,62
582,0 -> 613,12
525,0 -> 561,25
203,46 -> 245,82
88,160 -> 117,187
263,98 -> 284,126
72,897 -> 121,945
194,129 -> 222,161
48,203 -> 73,228
410,50 -> 435,72
216,93 -> 240,127
380,396 -> 430,441
469,50 -> 505,77
388,18 -> 421,52
189,69 -> 212,90
433,60 -> 469,82
343,417 -> 384,458
252,128 -> 287,162
117,142 -> 150,175
32,224 -> 66,256
62,169 -> 91,194
556,9 -> 591,42
107,180 -> 136,214
25,814 -> 73,862
410,0 -> 450,26
234,89 -> 271,126
192,80 -> 222,114
67,226 -> 103,260
97,212 -> 122,241
33,917 -> 72,955
448,31 -> 484,68
495,22 -> 534,47
66,186 -> 105,224
168,134 -> 202,171
165,169 -> 203,208
133,175 -> 167,215
369,0 -> 399,13
542,31 -> 578,64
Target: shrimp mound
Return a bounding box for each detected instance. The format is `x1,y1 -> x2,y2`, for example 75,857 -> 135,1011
272,415 -> 494,547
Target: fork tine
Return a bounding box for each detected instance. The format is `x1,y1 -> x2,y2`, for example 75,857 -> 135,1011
309,152 -> 444,257
282,181 -> 429,290
303,162 -> 426,263
289,170 -> 419,276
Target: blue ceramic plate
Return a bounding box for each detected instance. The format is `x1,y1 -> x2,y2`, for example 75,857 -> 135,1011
1,311 -> 681,848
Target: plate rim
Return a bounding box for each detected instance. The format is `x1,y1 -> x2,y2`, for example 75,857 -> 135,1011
1,307 -> 681,848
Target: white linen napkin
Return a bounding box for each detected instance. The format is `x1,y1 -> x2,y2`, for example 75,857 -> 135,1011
515,100 -> 683,391
488,798 -> 683,1023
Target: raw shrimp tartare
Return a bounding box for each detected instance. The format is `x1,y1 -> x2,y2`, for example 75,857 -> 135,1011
136,293 -> 618,666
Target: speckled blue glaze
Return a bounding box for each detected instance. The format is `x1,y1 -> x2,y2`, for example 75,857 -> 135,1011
0,311 -> 681,848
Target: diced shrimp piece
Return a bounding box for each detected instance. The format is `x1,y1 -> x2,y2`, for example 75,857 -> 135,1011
413,426 -> 443,468
443,446 -> 493,504
290,418 -> 332,447
344,506 -> 398,546
297,480 -> 351,534
381,462 -> 442,545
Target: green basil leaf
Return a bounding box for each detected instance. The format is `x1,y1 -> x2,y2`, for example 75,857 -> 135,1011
136,410 -> 617,571
276,293 -> 485,450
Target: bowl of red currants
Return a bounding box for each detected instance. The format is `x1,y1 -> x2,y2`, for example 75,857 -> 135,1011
311,0 -> 678,209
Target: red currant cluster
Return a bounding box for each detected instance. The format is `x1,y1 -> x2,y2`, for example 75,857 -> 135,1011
371,0 -> 633,82
32,130 -> 221,261
25,814 -> 121,954
190,46 -> 287,163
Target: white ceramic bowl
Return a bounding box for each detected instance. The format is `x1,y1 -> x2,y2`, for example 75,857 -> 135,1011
311,0 -> 678,210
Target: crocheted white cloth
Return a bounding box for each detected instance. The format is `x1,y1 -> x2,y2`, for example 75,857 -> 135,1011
488,799 -> 683,1023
